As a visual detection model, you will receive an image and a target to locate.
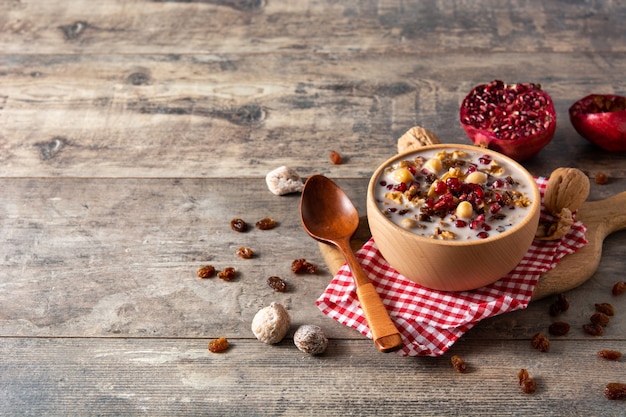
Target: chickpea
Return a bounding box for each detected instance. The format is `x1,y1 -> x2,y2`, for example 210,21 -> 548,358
423,157 -> 443,174
456,201 -> 473,219
393,167 -> 414,184
400,218 -> 417,229
465,171 -> 488,184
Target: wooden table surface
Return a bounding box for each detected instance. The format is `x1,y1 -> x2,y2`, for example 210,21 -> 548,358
2,1 -> 626,415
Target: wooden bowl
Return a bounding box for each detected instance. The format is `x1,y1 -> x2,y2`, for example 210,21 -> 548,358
366,144 -> 541,292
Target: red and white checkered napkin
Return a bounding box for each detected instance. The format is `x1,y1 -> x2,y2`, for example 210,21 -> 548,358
316,177 -> 588,357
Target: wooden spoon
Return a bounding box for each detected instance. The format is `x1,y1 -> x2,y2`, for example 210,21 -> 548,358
300,174 -> 403,353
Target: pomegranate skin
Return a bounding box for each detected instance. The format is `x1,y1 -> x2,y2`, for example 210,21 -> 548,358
569,94 -> 626,152
460,80 -> 557,162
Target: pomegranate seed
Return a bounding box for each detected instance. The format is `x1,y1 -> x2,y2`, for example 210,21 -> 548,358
477,231 -> 490,239
455,220 -> 467,228
394,182 -> 407,192
479,155 -> 492,165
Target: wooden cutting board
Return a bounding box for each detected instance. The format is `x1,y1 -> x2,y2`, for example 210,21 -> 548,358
318,191 -> 626,301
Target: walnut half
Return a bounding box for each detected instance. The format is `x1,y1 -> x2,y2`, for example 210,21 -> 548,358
397,125 -> 441,154
536,168 -> 589,241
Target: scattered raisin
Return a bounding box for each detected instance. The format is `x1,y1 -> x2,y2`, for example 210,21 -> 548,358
197,265 -> 216,279
329,150 -> 343,165
518,369 -> 537,394
604,383 -> 626,400
549,293 -> 570,316
230,218 -> 248,232
451,355 -> 468,373
591,312 -> 610,327
292,258 -> 317,274
612,281 -> 626,296
583,323 -> 604,336
595,172 -> 609,185
218,267 -> 236,281
548,321 -> 570,336
267,276 -> 287,292
598,350 -> 622,361
595,303 -> 615,316
256,217 -> 276,230
236,247 -> 254,259
208,337 -> 229,353
531,332 -> 550,352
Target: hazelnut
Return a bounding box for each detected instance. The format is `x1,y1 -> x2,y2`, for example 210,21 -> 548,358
251,302 -> 291,344
293,324 -> 328,355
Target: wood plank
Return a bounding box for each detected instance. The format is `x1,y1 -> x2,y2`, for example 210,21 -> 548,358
1,53 -> 626,178
1,178 -> 624,341
2,0 -> 625,55
2,337 -> 626,416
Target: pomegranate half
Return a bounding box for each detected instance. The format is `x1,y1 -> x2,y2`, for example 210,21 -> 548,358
568,94 -> 626,152
460,80 -> 557,161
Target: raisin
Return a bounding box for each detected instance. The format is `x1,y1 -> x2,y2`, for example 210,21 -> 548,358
590,312 -> 610,327
330,150 -> 343,165
267,276 -> 287,292
450,355 -> 468,373
236,247 -> 254,259
583,323 -> 604,336
595,303 -> 615,316
598,350 -> 622,361
292,258 -> 317,274
208,337 -> 229,353
218,267 -> 236,281
256,217 -> 276,230
230,218 -> 248,232
548,293 -> 570,316
197,265 -> 216,279
548,321 -> 570,336
595,172 -> 609,185
612,281 -> 626,296
518,369 -> 537,394
531,332 -> 550,352
605,383 -> 626,400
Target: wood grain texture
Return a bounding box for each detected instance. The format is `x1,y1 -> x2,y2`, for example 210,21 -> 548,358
2,337 -> 626,417
1,0 -> 626,415
0,52 -> 625,178
2,0 -> 625,54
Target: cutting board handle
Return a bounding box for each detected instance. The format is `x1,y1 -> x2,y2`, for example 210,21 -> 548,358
531,191 -> 626,300
578,191 -> 626,238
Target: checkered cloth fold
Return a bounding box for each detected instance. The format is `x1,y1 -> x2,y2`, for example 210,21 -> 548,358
316,177 -> 588,356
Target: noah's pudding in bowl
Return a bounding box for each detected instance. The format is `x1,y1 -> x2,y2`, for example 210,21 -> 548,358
366,144 -> 540,291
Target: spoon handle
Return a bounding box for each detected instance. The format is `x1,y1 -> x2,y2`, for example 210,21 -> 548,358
340,242 -> 403,353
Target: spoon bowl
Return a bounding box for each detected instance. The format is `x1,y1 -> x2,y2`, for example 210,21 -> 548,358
300,175 -> 403,353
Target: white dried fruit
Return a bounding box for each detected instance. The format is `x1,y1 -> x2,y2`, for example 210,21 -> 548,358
251,302 -> 291,344
265,166 -> 304,195
293,324 -> 328,355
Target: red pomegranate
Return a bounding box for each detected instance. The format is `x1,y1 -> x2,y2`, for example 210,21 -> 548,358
569,94 -> 626,152
460,80 -> 557,161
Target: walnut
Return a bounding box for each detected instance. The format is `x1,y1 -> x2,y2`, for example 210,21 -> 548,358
536,168 -> 589,241
251,302 -> 291,344
397,125 -> 441,154
293,324 -> 328,355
